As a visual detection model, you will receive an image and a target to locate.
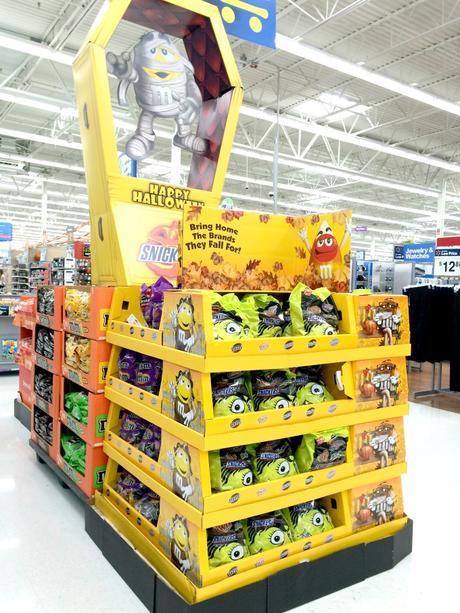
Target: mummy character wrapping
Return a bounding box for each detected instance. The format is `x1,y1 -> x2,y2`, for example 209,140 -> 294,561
107,31 -> 207,161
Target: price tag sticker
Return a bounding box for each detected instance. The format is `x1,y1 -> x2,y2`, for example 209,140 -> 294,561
434,248 -> 460,276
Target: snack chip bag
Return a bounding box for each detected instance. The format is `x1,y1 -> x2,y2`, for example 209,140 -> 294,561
61,432 -> 86,475
116,470 -> 149,505
251,370 -> 295,411
295,427 -> 348,472
65,289 -> 90,321
209,446 -> 254,491
240,294 -> 286,337
211,371 -> 254,417
118,348 -> 139,384
247,439 -> 298,483
243,511 -> 291,555
141,277 -> 174,328
64,391 -> 89,424
134,491 -> 161,525
288,284 -> 340,337
134,354 -> 162,394
282,500 -> 334,541
212,293 -> 251,341
292,366 -> 334,405
138,423 -> 161,461
208,522 -> 248,568
119,411 -> 148,445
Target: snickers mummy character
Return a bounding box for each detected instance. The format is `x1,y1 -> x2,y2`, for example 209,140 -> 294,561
107,31 -> 207,161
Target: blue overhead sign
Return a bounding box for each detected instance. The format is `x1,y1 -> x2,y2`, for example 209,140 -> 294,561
397,242 -> 435,263
209,0 -> 276,48
0,222 -> 12,241
393,245 -> 404,261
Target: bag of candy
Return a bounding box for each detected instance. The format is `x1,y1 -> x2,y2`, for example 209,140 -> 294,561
119,411 -> 148,445
138,423 -> 162,461
294,427 -> 348,472
61,433 -> 86,475
209,446 -> 254,492
243,511 -> 291,555
134,354 -> 162,394
118,348 -> 139,384
140,276 -> 174,328
240,293 -> 286,337
64,391 -> 89,424
116,470 -> 149,505
291,366 -> 334,405
37,287 -> 55,315
34,368 -> 53,403
282,500 -> 334,541
251,370 -> 295,411
247,439 -> 298,483
208,522 -> 248,568
134,491 -> 161,525
211,371 -> 254,417
212,293 -> 251,341
65,289 -> 90,321
288,284 -> 340,337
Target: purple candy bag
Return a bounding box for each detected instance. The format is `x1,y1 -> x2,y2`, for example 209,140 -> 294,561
134,355 -> 162,394
140,277 -> 174,328
138,423 -> 162,461
116,471 -> 148,505
119,411 -> 148,444
118,349 -> 139,384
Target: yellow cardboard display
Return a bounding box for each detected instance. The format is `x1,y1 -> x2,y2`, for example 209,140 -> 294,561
180,205 -> 352,292
73,0 -> 243,285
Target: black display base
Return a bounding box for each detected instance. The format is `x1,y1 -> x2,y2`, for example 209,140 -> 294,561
29,439 -> 89,505
14,397 -> 31,430
85,504 -> 413,613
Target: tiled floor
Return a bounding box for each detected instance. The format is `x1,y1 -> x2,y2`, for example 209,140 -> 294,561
1,372 -> 459,612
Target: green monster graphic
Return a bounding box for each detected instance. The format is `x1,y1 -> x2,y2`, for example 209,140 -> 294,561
285,502 -> 334,541
207,522 -> 248,568
213,313 -> 248,341
209,447 -> 254,492
304,319 -> 336,336
294,381 -> 334,406
169,514 -> 192,574
172,297 -> 196,352
244,514 -> 291,555
214,393 -> 253,416
169,442 -> 194,502
256,393 -> 292,412
249,440 -> 298,483
212,372 -> 254,417
169,370 -> 196,427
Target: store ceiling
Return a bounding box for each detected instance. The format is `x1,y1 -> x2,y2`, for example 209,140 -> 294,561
1,0 -> 460,256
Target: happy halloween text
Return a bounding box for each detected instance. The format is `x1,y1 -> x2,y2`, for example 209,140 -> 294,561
131,183 -> 204,209
186,222 -> 242,254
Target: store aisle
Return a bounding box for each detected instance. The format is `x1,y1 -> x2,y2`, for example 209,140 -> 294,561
1,373 -> 459,613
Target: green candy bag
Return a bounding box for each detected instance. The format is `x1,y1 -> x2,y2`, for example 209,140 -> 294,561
211,371 -> 254,417
292,367 -> 334,406
247,439 -> 298,483
251,369 -> 295,412
240,294 -> 286,337
212,293 -> 251,341
288,283 -> 340,337
64,391 -> 89,424
294,427 -> 348,473
61,432 -> 86,475
207,522 -> 248,568
243,511 -> 291,555
209,446 -> 254,491
282,500 -> 334,541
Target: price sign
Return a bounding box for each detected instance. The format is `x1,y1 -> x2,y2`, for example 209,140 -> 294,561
434,247 -> 460,276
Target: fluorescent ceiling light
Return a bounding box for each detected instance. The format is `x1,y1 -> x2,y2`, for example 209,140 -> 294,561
294,92 -> 369,122
276,33 -> 460,118
0,127 -> 81,150
0,32 -> 73,65
0,152 -> 84,173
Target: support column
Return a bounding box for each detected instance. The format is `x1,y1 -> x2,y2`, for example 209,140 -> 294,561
272,69 -> 281,214
41,182 -> 48,244
436,179 -> 447,238
170,144 -> 181,185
